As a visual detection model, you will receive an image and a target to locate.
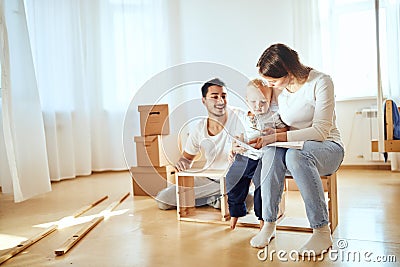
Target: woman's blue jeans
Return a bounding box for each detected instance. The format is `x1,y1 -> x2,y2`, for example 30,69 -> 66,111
260,140 -> 344,228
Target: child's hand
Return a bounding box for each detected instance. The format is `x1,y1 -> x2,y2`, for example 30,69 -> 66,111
249,134 -> 277,149
232,139 -> 247,154
228,149 -> 236,163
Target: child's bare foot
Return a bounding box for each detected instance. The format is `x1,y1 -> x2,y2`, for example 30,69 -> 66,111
259,220 -> 264,230
230,217 -> 239,229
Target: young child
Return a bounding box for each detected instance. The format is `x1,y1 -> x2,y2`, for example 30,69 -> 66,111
226,79 -> 287,229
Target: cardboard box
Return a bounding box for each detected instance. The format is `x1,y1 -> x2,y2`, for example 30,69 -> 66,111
134,135 -> 169,167
138,104 -> 169,136
131,165 -> 176,196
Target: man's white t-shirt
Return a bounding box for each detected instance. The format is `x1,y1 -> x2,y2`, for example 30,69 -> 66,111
184,106 -> 247,171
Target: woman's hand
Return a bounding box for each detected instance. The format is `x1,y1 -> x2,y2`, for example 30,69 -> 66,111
249,134 -> 277,149
261,127 -> 275,136
261,127 -> 289,136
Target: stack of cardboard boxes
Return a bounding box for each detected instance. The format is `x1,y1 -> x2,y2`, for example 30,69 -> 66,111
131,104 -> 175,196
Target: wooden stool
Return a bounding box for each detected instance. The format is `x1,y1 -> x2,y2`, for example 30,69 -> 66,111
176,169 -> 230,223
277,173 -> 338,233
175,168 -> 285,227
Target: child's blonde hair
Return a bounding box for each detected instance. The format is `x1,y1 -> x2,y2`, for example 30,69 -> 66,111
247,79 -> 272,100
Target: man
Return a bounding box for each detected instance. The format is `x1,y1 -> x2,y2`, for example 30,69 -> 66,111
156,78 -> 252,210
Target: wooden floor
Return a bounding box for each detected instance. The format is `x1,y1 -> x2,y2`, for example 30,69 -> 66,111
0,169 -> 399,266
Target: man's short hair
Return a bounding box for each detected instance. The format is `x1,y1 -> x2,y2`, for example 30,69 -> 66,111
201,78 -> 226,97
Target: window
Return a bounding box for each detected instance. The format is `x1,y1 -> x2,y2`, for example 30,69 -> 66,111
103,0 -> 170,110
319,0 -> 390,100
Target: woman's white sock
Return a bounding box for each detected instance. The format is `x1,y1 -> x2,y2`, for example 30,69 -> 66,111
299,224 -> 333,256
250,221 -> 276,248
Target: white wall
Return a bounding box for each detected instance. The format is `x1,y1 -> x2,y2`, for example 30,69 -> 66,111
168,0 -> 386,166
177,0 -> 293,82
336,99 -> 386,165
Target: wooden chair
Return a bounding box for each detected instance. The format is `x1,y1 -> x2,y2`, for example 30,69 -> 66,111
277,173 -> 338,233
175,123 -> 233,223
371,99 -> 400,152
175,168 -> 230,223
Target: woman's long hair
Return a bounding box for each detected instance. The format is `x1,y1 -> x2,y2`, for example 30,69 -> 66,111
256,43 -> 311,81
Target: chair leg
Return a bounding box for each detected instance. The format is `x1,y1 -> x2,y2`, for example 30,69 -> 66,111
220,176 -> 230,221
327,173 -> 338,233
176,175 -> 195,219
278,190 -> 286,218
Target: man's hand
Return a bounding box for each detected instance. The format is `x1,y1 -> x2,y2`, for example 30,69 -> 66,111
175,156 -> 193,172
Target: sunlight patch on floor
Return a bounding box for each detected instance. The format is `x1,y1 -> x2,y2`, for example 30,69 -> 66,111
0,234 -> 27,250
33,209 -> 129,229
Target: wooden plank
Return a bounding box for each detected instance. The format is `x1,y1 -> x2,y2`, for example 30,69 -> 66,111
54,193 -> 130,256
371,140 -> 379,152
386,100 -> 394,140
72,195 -> 108,218
177,169 -> 226,177
286,178 -> 328,191
371,139 -> 400,152
179,210 -> 259,228
54,217 -> 104,256
276,217 -> 312,232
0,225 -> 57,264
0,195 -> 108,265
385,140 -> 400,152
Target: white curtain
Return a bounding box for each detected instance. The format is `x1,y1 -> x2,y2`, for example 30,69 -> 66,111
384,0 -> 400,100
24,0 -> 170,181
0,0 -> 51,202
292,0 -> 323,70
1,0 -> 171,201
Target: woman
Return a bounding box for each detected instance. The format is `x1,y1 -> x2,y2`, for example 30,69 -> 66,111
249,43 -> 344,256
